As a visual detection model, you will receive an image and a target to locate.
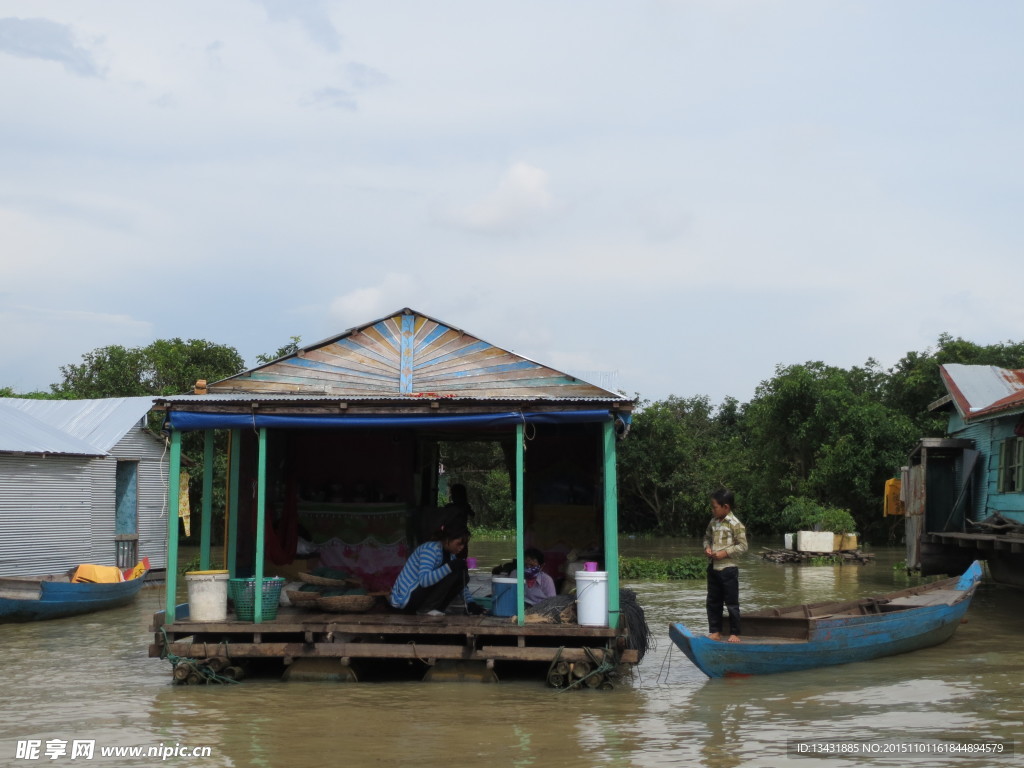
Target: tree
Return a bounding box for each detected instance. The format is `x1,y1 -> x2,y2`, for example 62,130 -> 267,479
52,339 -> 245,398
439,440 -> 514,528
884,334 -> 1024,435
0,386 -> 52,399
743,361 -> 916,536
617,395 -> 734,535
145,338 -> 247,394
51,338 -> 247,543
51,345 -> 149,399
256,336 -> 302,365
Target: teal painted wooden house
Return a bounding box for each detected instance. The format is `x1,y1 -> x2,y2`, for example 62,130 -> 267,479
151,308 -> 637,683
907,363 -> 1024,586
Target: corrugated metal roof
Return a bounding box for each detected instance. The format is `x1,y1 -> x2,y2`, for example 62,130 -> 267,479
0,397 -> 158,455
204,308 -> 631,404
940,364 -> 1024,422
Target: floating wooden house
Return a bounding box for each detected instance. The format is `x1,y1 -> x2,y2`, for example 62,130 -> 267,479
0,396 -> 167,575
150,308 -> 637,683
905,363 -> 1024,587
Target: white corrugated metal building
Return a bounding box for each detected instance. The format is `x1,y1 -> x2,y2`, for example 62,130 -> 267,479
0,397 -> 168,576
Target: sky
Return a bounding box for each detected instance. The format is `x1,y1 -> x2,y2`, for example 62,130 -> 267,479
2,2 -> 1023,405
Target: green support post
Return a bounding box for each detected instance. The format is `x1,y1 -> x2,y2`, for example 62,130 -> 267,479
515,421 -> 525,625
254,427 -> 268,623
165,429 -> 181,621
603,419 -> 620,628
227,429 -> 240,577
200,430 -> 214,570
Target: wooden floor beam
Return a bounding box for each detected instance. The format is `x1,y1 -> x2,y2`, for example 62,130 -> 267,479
153,640 -> 638,664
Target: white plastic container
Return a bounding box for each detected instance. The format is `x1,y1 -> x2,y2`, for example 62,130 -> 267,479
796,531 -> 835,553
185,570 -> 229,621
575,570 -> 608,627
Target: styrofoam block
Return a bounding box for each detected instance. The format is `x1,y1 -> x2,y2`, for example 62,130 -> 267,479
796,530 -> 835,552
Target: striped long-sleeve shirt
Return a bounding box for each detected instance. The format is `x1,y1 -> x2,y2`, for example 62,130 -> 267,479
388,540 -> 473,609
703,512 -> 748,571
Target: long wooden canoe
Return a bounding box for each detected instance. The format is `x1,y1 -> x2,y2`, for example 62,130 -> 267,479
669,560 -> 982,677
0,564 -> 148,623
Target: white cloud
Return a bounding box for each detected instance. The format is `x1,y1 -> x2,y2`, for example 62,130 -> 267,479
250,0 -> 342,53
0,305 -> 152,392
443,163 -> 560,235
303,86 -> 356,110
347,61 -> 389,89
0,17 -> 100,77
328,273 -> 420,330
1,1 -> 1023,405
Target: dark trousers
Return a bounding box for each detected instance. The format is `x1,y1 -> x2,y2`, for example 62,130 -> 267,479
706,565 -> 741,635
405,569 -> 467,614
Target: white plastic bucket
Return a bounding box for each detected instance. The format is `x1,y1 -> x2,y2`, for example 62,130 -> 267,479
491,577 -> 518,617
575,570 -> 608,626
185,570 -> 229,621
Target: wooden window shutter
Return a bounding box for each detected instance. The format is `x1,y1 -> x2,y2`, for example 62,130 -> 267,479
998,439 -> 1007,493
1016,437 -> 1024,492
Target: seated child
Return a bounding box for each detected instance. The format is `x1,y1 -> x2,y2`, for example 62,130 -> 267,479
510,547 -> 557,606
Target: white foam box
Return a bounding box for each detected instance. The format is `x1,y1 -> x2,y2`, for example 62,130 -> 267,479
796,530 -> 836,552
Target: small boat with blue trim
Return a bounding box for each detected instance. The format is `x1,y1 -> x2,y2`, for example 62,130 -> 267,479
669,560 -> 982,677
0,560 -> 149,623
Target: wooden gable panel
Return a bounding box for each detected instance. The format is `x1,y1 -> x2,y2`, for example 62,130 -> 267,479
210,309 -> 622,401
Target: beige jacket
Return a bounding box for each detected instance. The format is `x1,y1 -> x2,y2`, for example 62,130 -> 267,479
703,512 -> 748,571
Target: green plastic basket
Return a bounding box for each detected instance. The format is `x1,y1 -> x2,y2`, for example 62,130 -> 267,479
228,577 -> 286,621
473,595 -> 493,612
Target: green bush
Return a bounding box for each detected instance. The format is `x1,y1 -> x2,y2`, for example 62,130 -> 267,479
470,526 -> 516,541
619,555 -> 706,580
779,496 -> 856,533
815,506 -> 857,534
178,553 -> 223,575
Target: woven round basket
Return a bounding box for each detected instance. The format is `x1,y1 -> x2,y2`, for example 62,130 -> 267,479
316,594 -> 376,613
286,589 -> 321,606
298,572 -> 360,587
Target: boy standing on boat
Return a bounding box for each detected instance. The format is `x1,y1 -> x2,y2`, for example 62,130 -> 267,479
703,488 -> 747,643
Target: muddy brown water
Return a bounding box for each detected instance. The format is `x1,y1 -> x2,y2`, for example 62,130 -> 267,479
1,540 -> 1020,767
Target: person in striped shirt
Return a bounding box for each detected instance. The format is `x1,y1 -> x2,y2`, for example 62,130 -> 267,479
388,526 -> 484,616
703,487 -> 747,643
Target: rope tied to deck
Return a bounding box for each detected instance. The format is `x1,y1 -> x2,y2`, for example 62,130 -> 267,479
557,646 -> 618,693
406,640 -> 435,666
159,626 -> 240,685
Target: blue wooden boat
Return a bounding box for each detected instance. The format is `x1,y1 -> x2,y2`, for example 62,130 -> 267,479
0,565 -> 148,622
669,560 -> 982,677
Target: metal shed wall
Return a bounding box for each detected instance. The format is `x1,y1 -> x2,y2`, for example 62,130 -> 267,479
0,455 -> 93,576
108,427 -> 169,570
0,428 -> 168,576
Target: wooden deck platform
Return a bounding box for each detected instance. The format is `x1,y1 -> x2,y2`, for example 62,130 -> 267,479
150,606 -> 637,683
924,531 -> 1024,553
